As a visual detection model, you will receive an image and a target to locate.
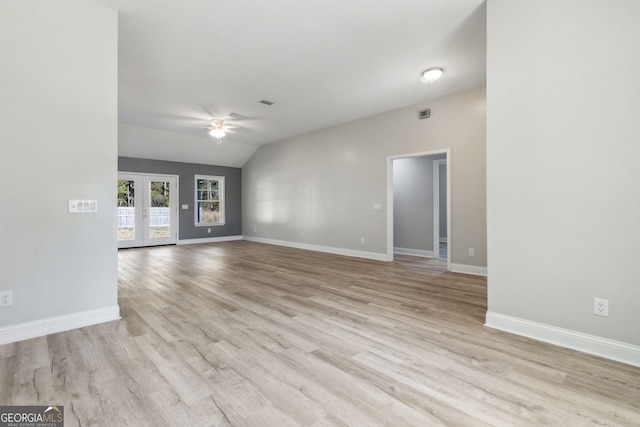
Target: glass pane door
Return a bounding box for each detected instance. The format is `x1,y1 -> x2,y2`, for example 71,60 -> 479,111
117,173 -> 178,248
144,177 -> 176,245
117,178 -> 137,244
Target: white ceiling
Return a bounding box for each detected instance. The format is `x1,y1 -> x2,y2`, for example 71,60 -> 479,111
91,0 -> 486,167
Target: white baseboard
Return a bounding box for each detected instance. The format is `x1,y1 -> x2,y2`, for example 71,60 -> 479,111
177,235 -> 243,245
393,247 -> 434,258
485,312 -> 640,368
243,236 -> 388,261
0,305 -> 121,346
451,263 -> 487,276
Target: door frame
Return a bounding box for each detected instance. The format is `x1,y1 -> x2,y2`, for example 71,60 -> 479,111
386,149 -> 451,271
117,172 -> 179,248
433,159 -> 447,259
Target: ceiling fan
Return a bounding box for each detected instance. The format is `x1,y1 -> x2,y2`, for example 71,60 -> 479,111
205,112 -> 248,144
208,119 -> 227,144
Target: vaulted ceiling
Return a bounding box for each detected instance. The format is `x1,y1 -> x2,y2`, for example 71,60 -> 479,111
91,0 -> 486,166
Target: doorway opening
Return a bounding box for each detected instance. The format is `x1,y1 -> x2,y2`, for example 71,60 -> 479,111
387,149 -> 450,270
117,173 -> 178,248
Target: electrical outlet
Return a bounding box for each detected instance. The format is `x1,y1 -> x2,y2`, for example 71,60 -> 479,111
468,248 -> 475,257
0,290 -> 13,307
594,298 -> 609,317
361,237 -> 365,244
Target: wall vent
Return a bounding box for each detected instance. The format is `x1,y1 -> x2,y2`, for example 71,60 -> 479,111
419,109 -> 431,119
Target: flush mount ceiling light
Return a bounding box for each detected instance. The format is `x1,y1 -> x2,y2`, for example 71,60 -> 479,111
420,67 -> 444,84
209,119 -> 226,144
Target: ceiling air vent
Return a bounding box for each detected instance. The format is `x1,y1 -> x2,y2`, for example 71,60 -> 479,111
419,109 -> 431,119
229,112 -> 246,119
259,99 -> 275,106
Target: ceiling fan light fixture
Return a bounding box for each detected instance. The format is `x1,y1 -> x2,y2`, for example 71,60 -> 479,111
209,119 -> 226,142
209,128 -> 226,139
420,67 -> 444,84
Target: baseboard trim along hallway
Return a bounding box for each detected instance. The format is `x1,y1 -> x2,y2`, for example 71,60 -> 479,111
393,247 -> 434,258
451,263 -> 487,276
485,311 -> 640,368
0,306 -> 120,345
243,236 -> 389,261
177,235 -> 243,245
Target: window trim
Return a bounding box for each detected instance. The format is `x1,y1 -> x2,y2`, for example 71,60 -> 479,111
194,174 -> 225,226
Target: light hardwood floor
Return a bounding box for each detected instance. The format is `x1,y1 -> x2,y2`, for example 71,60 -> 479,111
1,241 -> 639,426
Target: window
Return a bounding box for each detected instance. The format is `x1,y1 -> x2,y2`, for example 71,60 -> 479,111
195,175 -> 225,226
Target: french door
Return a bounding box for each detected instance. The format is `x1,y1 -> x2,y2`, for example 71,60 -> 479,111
117,173 -> 178,248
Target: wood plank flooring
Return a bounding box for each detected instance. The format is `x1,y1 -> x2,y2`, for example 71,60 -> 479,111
1,241 -> 639,426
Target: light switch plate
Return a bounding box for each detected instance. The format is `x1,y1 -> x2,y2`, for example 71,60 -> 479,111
69,200 -> 98,213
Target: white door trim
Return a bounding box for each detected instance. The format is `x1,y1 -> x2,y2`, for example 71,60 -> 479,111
386,149 -> 451,272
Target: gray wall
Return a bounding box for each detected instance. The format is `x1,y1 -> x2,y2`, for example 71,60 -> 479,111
393,155 -> 445,252
487,0 -> 640,346
0,1 -> 118,326
118,157 -> 242,240
243,86 -> 486,267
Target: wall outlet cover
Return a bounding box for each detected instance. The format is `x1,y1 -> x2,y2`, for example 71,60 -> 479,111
0,290 -> 13,307
594,298 -> 609,317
